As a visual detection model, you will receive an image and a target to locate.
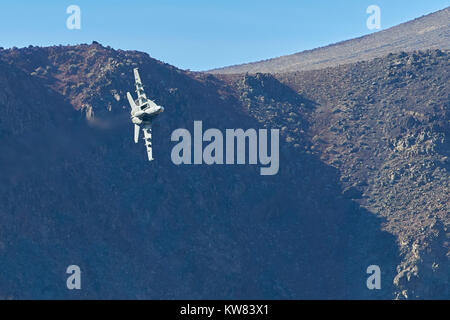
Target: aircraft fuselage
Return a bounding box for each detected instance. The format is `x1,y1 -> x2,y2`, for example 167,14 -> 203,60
131,103 -> 164,124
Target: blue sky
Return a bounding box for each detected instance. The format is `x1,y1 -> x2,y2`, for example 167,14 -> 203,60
0,0 -> 448,70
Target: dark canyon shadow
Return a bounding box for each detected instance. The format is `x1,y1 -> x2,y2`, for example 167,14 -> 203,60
0,59 -> 400,299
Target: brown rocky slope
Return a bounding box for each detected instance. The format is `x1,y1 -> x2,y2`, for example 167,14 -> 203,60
0,44 -> 447,299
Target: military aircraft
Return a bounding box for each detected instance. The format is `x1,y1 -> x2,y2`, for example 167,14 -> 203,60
127,68 -> 164,161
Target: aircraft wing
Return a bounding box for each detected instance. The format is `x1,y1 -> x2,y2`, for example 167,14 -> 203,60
133,68 -> 148,105
142,123 -> 153,161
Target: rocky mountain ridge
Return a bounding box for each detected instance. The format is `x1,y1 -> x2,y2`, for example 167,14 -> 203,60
208,7 -> 450,74
0,43 -> 448,299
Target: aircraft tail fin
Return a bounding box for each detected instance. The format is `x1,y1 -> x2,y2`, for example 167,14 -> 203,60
127,92 -> 138,112
134,124 -> 140,143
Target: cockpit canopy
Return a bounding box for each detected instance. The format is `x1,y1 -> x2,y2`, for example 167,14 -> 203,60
140,102 -> 148,110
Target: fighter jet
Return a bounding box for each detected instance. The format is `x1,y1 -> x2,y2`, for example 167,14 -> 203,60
127,68 -> 164,161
